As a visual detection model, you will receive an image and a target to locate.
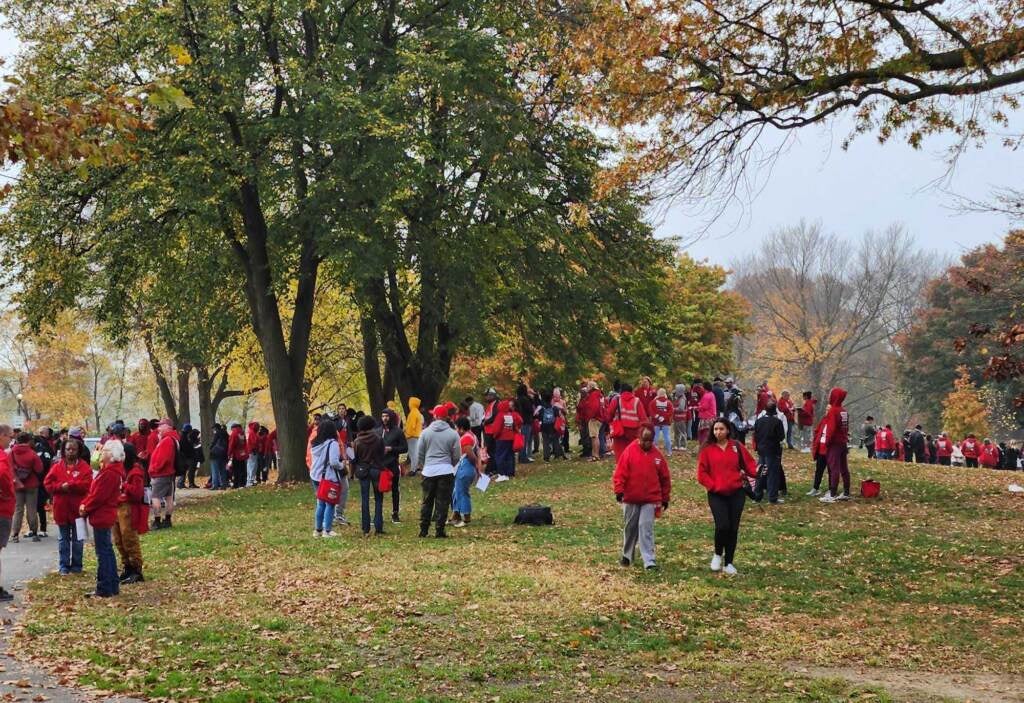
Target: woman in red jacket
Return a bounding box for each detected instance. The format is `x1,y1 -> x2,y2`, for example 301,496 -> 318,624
612,426 -> 671,570
696,419 -> 758,576
960,435 -> 980,468
43,440 -> 92,575
80,440 -> 126,598
9,432 -> 44,542
979,439 -> 1001,469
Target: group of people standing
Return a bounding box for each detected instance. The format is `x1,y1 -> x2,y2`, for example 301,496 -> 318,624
861,420 -> 1021,470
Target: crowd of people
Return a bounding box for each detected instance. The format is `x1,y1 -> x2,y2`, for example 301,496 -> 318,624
1,375 -> 1020,596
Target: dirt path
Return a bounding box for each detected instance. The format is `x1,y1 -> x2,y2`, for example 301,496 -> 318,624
791,664 -> 1024,702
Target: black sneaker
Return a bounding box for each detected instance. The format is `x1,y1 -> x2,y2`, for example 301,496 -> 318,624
118,569 -> 131,582
151,518 -> 163,531
435,531 -> 448,539
162,516 -> 173,529
620,557 -> 631,567
419,529 -> 429,538
391,515 -> 401,524
0,588 -> 13,602
31,535 -> 41,542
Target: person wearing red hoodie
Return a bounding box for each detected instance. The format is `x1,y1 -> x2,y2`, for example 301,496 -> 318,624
227,422 -> 248,488
489,400 -> 522,479
43,439 -> 92,575
979,439 -> 1001,469
648,388 -> 675,457
127,419 -> 152,467
777,390 -> 796,450
606,383 -> 649,459
815,388 -> 851,503
612,426 -> 671,570
9,432 -> 44,543
960,434 -> 980,468
112,426 -> 148,584
695,382 -> 717,446
935,432 -> 954,466
873,424 -> 896,460
796,391 -> 816,451
148,419 -> 180,530
696,418 -> 758,575
80,439 -> 126,598
0,424 -> 16,601
244,421 -> 260,487
577,382 -> 603,462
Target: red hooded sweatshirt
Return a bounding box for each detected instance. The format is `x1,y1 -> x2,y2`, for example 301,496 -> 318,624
612,439 -> 671,505
697,440 -> 758,494
128,419 -> 151,460
960,437 -> 979,459
577,389 -> 602,423
149,429 -> 181,478
935,436 -> 953,457
980,443 -> 1001,468
798,398 -> 817,428
492,400 -> 522,441
9,443 -> 44,490
648,397 -> 674,427
228,425 -> 248,461
814,388 -> 849,455
245,422 -> 260,455
81,460 -> 125,529
874,427 -> 895,451
119,462 -> 150,534
0,452 -> 15,519
44,458 -> 92,525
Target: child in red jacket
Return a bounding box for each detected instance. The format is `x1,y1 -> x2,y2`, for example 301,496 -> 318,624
43,440 -> 92,575
80,440 -> 126,598
612,426 -> 671,570
113,430 -> 149,584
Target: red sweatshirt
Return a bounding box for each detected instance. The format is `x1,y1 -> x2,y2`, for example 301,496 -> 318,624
814,388 -> 849,454
9,443 -> 44,490
935,437 -> 953,457
874,428 -> 895,451
648,397 -> 674,426
960,438 -> 979,459
798,398 -> 817,428
81,461 -> 125,529
612,440 -> 671,505
777,397 -> 795,422
119,463 -> 150,534
228,426 -> 248,461
697,440 -> 758,494
0,452 -> 14,519
980,444 -> 1001,467
577,389 -> 602,423
43,459 -> 93,525
146,431 -> 159,461
245,422 -> 260,454
149,430 -> 181,478
128,420 -> 151,460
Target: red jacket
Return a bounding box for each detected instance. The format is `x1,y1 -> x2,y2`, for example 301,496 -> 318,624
119,463 -> 150,534
149,430 -> 180,478
245,422 -> 260,454
577,389 -> 602,423
491,401 -> 522,441
128,420 -> 151,460
798,398 -> 816,427
814,388 -> 849,454
777,397 -> 795,422
612,440 -> 671,505
228,426 -> 248,461
935,437 -> 953,457
874,428 -> 895,451
980,444 -> 1001,467
755,388 -> 773,415
0,452 -> 15,519
648,397 -> 674,426
43,459 -> 92,525
9,443 -> 44,490
81,461 -> 125,529
697,440 -> 758,494
636,385 -> 657,409
606,392 -> 649,428
960,438 -> 979,459
146,431 -> 159,461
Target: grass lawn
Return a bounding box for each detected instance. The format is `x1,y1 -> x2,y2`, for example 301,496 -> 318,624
15,449 -> 1024,702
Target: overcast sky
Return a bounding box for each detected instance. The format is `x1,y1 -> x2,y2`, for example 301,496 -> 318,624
2,24 -> 1018,268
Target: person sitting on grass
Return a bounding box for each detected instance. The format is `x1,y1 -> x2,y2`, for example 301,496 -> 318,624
612,425 -> 671,571
43,438 -> 92,575
80,439 -> 126,598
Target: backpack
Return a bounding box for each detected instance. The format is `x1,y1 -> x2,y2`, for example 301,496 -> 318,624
514,504 -> 554,526
173,440 -> 189,477
541,406 -> 556,427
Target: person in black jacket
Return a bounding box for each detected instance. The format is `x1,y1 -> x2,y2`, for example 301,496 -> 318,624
909,425 -> 927,464
208,423 -> 229,490
33,427 -> 55,538
753,403 -> 786,504
380,409 -> 408,524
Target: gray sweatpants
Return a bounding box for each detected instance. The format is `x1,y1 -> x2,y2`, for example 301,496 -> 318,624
622,503 -> 657,567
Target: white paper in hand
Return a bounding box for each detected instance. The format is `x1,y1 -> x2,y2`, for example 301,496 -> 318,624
475,474 -> 491,492
75,517 -> 88,542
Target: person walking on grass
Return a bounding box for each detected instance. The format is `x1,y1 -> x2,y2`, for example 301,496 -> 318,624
696,382 -> 717,445
648,388 -> 674,457
380,409 -> 407,524
416,405 -> 460,539
672,385 -> 690,452
0,424 -> 17,601
861,416 -> 877,459
80,440 -> 125,598
9,432 -> 43,543
816,388 -> 851,504
451,418 -> 482,528
697,419 -> 758,576
613,426 -> 671,571
935,432 -> 953,466
606,383 -> 649,459
43,439 -> 91,575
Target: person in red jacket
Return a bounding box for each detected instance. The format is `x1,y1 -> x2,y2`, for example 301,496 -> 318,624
8,432 -> 44,543
227,422 -> 248,488
127,419 -> 152,466
696,419 -> 758,575
796,391 -> 817,451
490,400 -> 522,479
80,439 -> 126,598
635,377 -> 657,409
43,440 -> 92,575
960,434 -> 980,468
755,382 -> 774,416
148,419 -> 180,530
935,432 -> 954,466
777,390 -> 796,449
112,426 -> 148,584
577,382 -> 603,462
816,388 -> 851,503
0,424 -> 16,601
873,424 -> 896,460
244,421 -> 260,487
979,439 -> 1001,469
648,388 -> 675,457
606,383 -> 649,459
613,426 -> 670,570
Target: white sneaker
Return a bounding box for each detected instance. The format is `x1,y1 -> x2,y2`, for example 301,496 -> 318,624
313,530 -> 322,538
723,564 -> 738,576
453,520 -> 466,528
836,494 -> 851,501
495,475 -> 510,482
805,488 -> 820,496
710,554 -> 723,572
819,493 -> 838,503
800,448 -> 811,454
323,531 -> 338,538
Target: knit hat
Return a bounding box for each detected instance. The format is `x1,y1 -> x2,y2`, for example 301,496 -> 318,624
68,427 -> 84,439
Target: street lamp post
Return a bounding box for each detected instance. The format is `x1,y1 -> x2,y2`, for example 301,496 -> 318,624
15,393 -> 23,418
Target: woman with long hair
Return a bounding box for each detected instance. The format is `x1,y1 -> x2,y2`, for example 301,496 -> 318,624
696,381 -> 717,445
696,419 -> 758,576
309,419 -> 343,538
352,416 -> 386,537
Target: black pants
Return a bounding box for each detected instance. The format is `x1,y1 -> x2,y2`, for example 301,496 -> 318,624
707,490 -> 745,565
938,456 -> 951,466
965,458 -> 978,468
187,462 -> 198,487
360,477 -> 384,534
542,428 -> 564,460
913,449 -> 926,464
813,455 -> 828,490
484,435 -> 497,474
390,467 -> 400,518
37,484 -> 49,533
420,474 -> 454,536
866,443 -> 875,459
579,422 -> 592,459
231,458 -> 246,488
759,452 -> 783,502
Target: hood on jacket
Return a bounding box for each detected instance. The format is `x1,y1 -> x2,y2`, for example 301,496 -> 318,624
247,421 -> 260,433
137,419 -> 150,433
11,444 -> 38,465
427,419 -> 452,432
828,387 -> 847,406
498,399 -> 512,413
409,397 -> 421,410
382,409 -> 399,428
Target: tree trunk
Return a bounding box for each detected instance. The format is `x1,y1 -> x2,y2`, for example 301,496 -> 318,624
196,365 -> 216,477
361,313 -> 388,416
142,332 -> 179,425
176,362 -> 192,426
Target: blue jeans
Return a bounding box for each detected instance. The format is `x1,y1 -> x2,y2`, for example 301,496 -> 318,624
519,425 -> 533,462
246,455 -> 258,485
360,478 -> 384,534
877,450 -> 892,460
760,452 -> 784,503
93,527 -> 119,596
310,480 -> 336,532
210,457 -> 227,489
654,425 -> 672,455
452,458 -> 475,516
786,422 -> 795,449
598,424 -> 608,457
58,522 -> 84,573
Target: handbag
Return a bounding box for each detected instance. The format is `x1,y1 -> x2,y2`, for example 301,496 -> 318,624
378,467 -> 393,493
734,441 -> 764,502
513,432 -> 525,452
608,399 -> 624,438
513,504 -> 554,526
315,441 -> 342,506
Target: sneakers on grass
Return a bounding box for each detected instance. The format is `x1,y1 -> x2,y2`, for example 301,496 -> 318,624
805,488 -> 821,496
836,494 -> 851,501
723,564 -> 738,576
323,531 -> 338,538
313,530 -> 322,538
819,493 -> 838,503
710,554 -> 723,572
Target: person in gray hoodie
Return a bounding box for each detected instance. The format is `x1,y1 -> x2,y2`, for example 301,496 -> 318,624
415,405 -> 461,538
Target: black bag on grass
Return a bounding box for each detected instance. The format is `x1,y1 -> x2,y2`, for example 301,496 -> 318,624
514,504 -> 554,526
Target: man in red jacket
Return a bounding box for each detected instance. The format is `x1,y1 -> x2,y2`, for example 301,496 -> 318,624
0,424 -> 15,601
960,434 -> 980,468
605,383 -> 649,459
244,421 -> 260,487
816,388 -> 851,503
148,419 -> 180,530
777,390 -> 796,449
577,382 -> 603,462
227,422 -> 248,488
935,432 -> 954,466
797,391 -> 816,452
612,426 -> 670,570
127,419 -> 152,466
80,439 -> 126,598
43,439 -> 92,575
